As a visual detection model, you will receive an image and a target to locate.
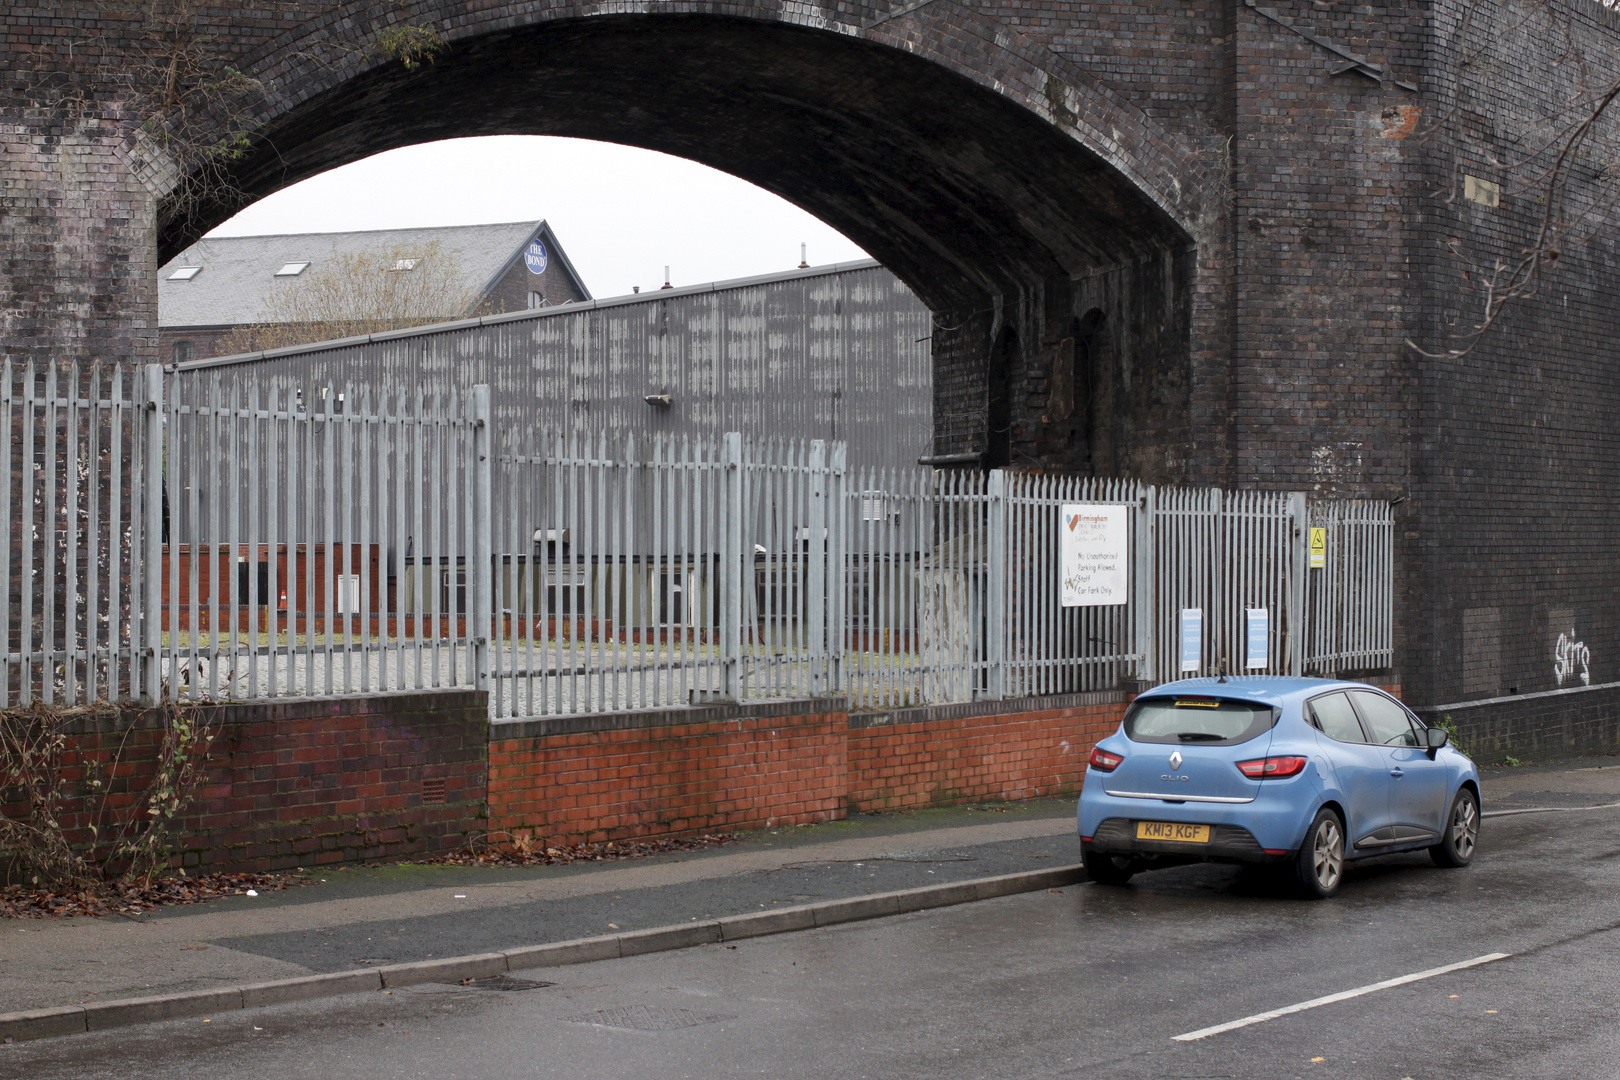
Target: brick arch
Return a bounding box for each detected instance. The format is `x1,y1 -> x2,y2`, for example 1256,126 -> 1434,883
156,3 -> 1207,312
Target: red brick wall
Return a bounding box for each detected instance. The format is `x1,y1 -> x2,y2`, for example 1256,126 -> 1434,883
15,690 -> 487,878
9,681 -> 1411,877
484,694 -> 1130,846
487,701 -> 847,845
484,683 -> 1408,845
847,694 -> 1128,813
159,326 -> 245,363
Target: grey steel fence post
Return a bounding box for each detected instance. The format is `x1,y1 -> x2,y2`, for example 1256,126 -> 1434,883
980,468 -> 1007,701
1134,484 -> 1156,687
142,364 -> 164,704
1210,487 -> 1225,675
807,439 -> 827,696
472,385 -> 494,700
827,441 -> 847,697
719,431 -> 743,702
1286,491 -> 1308,677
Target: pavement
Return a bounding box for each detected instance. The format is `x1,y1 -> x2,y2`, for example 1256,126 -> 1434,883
1473,752 -> 1620,808
8,752 -> 1620,1078
0,797 -> 1081,1015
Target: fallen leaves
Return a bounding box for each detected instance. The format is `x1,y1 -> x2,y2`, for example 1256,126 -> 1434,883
0,871 -> 313,920
419,833 -> 739,868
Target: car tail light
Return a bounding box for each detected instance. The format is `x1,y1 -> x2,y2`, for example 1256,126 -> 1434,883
1088,746 -> 1123,772
1236,755 -> 1308,779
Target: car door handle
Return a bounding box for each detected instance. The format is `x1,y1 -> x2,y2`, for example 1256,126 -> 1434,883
1390,768 -> 1404,778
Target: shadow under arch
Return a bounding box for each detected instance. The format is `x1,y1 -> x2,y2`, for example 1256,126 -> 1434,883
167,15 -> 1192,308
164,13 -> 1202,472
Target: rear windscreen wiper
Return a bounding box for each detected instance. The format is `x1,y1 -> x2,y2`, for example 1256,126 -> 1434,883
1175,732 -> 1226,742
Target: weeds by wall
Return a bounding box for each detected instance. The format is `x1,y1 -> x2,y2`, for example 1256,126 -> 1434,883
0,702 -> 214,886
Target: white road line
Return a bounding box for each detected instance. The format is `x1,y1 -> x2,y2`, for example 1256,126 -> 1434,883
1483,800 -> 1620,819
1172,953 -> 1511,1042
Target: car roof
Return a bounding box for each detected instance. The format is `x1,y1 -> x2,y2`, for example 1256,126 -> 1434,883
1133,676 -> 1390,707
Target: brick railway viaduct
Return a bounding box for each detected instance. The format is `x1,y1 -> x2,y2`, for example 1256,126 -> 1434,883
6,0 -> 1620,732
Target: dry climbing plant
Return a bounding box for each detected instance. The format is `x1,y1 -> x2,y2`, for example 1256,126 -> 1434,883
0,702 -> 216,888
11,2 -> 449,243
1412,0 -> 1620,358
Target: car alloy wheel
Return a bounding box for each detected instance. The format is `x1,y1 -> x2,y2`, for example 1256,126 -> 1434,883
1450,796 -> 1478,858
1293,807 -> 1345,899
1311,817 -> 1343,892
1431,789 -> 1480,868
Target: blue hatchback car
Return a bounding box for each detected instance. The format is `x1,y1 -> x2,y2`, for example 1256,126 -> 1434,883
1078,677 -> 1481,899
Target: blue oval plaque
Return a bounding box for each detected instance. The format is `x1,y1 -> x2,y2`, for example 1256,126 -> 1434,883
524,239 -> 549,275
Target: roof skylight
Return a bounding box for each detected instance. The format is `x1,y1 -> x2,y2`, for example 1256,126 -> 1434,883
275,262 -> 311,276
168,266 -> 202,281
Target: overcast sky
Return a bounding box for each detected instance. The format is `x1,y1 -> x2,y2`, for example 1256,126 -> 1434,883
209,135 -> 871,299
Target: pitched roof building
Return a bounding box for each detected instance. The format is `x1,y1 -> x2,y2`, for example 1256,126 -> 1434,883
158,220 -> 590,362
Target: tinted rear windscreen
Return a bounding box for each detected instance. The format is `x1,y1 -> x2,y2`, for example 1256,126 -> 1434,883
1123,697 -> 1278,746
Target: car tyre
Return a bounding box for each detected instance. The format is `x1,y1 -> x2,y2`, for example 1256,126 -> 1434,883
1430,788 -> 1480,868
1293,807 -> 1345,900
1083,849 -> 1136,886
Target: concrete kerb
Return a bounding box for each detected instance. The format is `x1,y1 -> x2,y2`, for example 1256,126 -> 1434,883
0,863 -> 1086,1043
0,1005 -> 88,1041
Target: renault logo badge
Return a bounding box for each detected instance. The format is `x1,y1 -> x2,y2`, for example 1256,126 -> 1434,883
1168,751 -> 1183,770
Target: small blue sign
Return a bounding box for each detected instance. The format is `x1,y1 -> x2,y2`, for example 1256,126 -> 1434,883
1246,608 -> 1270,670
524,239 -> 549,275
1179,608 -> 1202,673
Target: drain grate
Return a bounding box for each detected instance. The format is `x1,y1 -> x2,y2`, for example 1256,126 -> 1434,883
564,1005 -> 735,1031
460,975 -> 554,992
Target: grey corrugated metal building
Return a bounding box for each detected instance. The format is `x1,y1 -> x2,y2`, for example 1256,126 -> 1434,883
177,259 -> 933,468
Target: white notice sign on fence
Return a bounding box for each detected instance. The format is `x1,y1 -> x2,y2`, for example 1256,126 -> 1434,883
1059,505 -> 1129,607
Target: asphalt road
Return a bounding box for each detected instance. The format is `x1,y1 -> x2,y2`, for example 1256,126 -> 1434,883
9,797 -> 1620,1079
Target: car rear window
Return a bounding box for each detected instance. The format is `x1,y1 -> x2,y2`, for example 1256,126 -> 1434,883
1123,697 -> 1278,746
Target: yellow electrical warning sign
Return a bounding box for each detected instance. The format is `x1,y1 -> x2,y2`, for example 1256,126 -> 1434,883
1308,527 -> 1326,569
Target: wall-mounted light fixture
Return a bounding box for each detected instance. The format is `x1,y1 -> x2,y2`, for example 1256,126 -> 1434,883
644,394 -> 672,408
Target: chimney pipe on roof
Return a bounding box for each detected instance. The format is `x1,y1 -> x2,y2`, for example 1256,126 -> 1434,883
660,266 -> 673,290
798,243 -> 809,269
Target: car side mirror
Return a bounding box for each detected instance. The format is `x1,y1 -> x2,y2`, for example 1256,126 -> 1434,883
1425,727 -> 1449,750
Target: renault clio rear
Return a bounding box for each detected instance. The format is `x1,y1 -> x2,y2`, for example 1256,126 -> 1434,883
1078,677 -> 1481,899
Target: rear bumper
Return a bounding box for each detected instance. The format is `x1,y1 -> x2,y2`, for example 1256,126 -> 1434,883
1078,765 -> 1321,851
1083,817 -> 1294,865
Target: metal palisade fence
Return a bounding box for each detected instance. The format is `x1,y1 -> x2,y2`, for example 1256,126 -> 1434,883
149,370 -> 485,701
487,431 -> 846,717
1,361 -> 143,704
2,364 -> 1394,714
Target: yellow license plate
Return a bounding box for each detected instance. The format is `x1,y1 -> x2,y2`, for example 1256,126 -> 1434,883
1136,821 -> 1211,843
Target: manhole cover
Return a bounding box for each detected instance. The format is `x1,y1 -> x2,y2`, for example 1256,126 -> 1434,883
460,975 -> 554,992
564,1005 -> 735,1031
